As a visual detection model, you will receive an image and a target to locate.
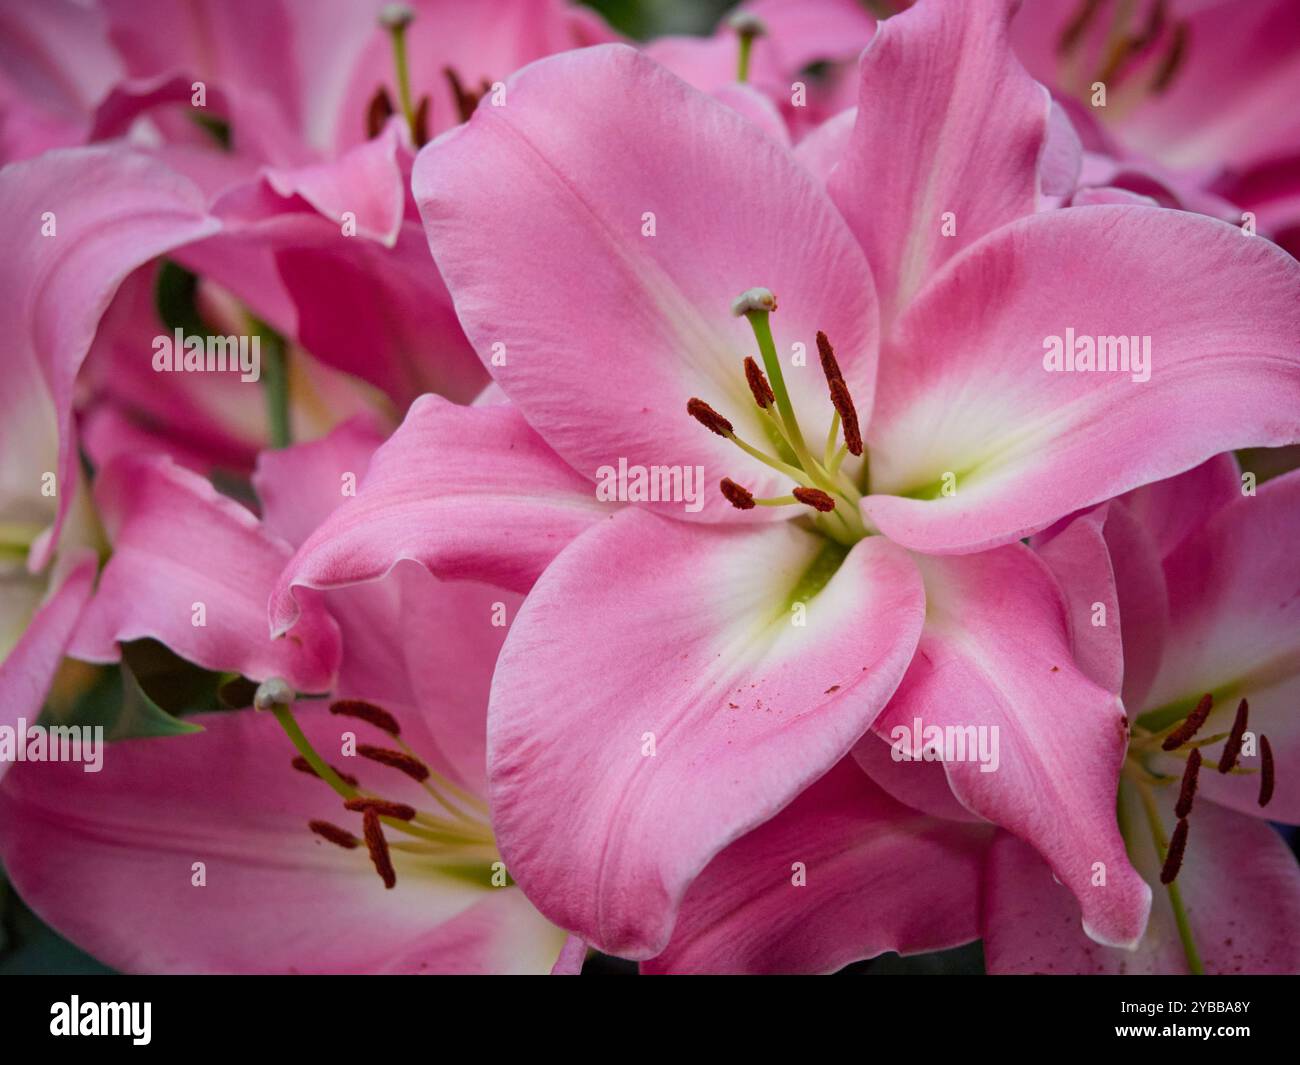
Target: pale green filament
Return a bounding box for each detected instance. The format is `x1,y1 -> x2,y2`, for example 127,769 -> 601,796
1136,781 -> 1205,976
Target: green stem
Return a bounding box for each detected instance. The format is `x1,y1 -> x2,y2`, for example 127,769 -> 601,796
386,22 -> 418,143
737,34 -> 755,83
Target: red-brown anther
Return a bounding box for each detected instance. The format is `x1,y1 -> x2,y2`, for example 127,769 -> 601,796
720,477 -> 755,510
329,699 -> 401,737
1161,693 -> 1213,750
793,486 -> 836,512
444,66 -> 484,124
366,86 -> 395,139
1160,817 -> 1189,884
292,756 -> 359,789
815,331 -> 844,386
309,820 -> 359,850
1151,21 -> 1188,93
687,397 -> 735,437
829,378 -> 863,456
1175,748 -> 1201,819
1259,735 -> 1275,808
413,94 -> 431,146
1217,698 -> 1249,773
1058,0 -> 1103,55
358,744 -> 430,783
344,798 -> 417,821
743,357 -> 775,409
362,808 -> 397,889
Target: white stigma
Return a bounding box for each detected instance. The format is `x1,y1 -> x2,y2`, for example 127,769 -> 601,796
253,676 -> 294,711
378,3 -> 414,31
731,287 -> 778,316
727,12 -> 767,39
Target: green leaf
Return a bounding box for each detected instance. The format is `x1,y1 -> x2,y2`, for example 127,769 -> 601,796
41,661 -> 203,741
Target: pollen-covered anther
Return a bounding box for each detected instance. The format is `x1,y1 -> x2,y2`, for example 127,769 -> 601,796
361,808 -> 397,890
1175,748 -> 1200,819
1160,692 -> 1213,750
815,331 -> 844,386
330,699 -> 401,737
744,357 -> 775,409
687,397 -> 735,437
1216,698 -> 1249,773
358,744 -> 430,783
793,487 -> 836,512
829,379 -> 863,456
720,478 -> 755,510
730,287 -> 777,317
292,756 -> 358,789
1259,735 -> 1275,808
309,820 -> 359,850
344,798 -> 417,821
1160,817 -> 1189,884
366,87 -> 395,138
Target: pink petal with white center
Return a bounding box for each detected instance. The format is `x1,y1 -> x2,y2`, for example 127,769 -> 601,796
828,0 -> 1050,325
414,44 -> 878,522
488,508 -> 925,958
985,784 -> 1300,974
0,710 -> 564,974
872,546 -> 1151,948
69,455 -> 339,693
269,395 -> 608,636
863,206 -> 1300,554
645,759 -> 990,974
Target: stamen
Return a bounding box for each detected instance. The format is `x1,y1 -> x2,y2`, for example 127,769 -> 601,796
344,798 -> 417,821
687,397 -> 735,437
362,807 -> 397,889
1160,693 -> 1213,750
1057,0 -> 1103,55
380,3 -> 420,145
358,744 -> 430,783
413,94 -> 430,146
1160,817 -> 1189,884
730,287 -> 777,316
792,487 -> 836,512
1150,21 -> 1188,94
828,379 -> 863,457
1259,735 -> 1275,808
309,820 -> 359,850
253,677 -> 294,712
444,67 -> 483,124
815,330 -> 844,385
1175,748 -> 1200,819
292,756 -> 358,789
366,87 -> 395,139
728,12 -> 766,84
720,477 -> 755,510
1217,698 -> 1249,773
744,357 -> 775,409
330,699 -> 401,737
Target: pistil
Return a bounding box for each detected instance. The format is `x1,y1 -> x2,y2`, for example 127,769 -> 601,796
380,4 -> 422,145
729,13 -> 765,84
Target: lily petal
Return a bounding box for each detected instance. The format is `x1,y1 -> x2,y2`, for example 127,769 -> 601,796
488,508 -> 924,957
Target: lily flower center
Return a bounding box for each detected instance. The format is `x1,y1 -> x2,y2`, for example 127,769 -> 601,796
687,288 -> 869,546
1056,0 -> 1189,115
254,679 -> 499,891
1121,692 -> 1276,973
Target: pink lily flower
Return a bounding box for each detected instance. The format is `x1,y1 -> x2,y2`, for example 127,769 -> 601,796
0,422 -> 578,974
1010,0 -> 1300,253
271,0 -> 1300,960
984,459 -> 1300,973
0,147 -> 219,764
